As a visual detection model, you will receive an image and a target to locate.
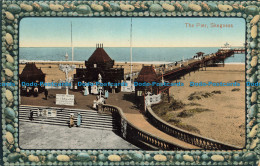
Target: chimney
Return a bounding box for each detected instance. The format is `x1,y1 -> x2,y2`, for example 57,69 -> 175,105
102,43 -> 103,48
142,64 -> 144,67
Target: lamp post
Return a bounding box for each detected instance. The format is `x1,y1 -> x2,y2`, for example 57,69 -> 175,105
59,64 -> 75,95
98,73 -> 103,99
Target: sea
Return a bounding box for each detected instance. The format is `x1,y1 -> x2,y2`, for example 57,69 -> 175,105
19,47 -> 245,64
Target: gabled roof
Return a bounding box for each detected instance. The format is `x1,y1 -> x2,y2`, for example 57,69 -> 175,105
196,52 -> 205,56
136,65 -> 158,82
87,48 -> 112,63
20,63 -> 45,79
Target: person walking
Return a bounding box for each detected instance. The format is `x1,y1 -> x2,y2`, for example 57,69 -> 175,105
69,113 -> 75,128
44,89 -> 48,100
33,87 -> 38,97
84,86 -> 89,96
29,110 -> 34,121
77,112 -> 82,127
26,87 -> 30,97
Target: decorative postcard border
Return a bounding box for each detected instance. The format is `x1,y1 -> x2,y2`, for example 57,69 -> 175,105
1,0 -> 259,165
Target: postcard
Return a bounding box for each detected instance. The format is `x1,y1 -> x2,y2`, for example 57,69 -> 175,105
1,0 -> 259,165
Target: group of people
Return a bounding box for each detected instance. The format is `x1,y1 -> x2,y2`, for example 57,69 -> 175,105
28,110 -> 83,128
23,86 -> 49,99
193,55 -> 205,60
69,113 -> 82,128
93,95 -> 106,110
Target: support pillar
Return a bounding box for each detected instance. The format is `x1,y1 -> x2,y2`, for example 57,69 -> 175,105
167,89 -> 170,103
143,94 -> 146,113
112,88 -> 115,94
97,104 -> 103,114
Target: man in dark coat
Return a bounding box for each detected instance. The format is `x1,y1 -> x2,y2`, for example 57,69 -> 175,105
29,110 -> 34,121
44,89 -> 48,100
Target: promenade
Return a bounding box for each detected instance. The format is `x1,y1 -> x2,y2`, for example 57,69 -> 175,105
21,90 -> 200,149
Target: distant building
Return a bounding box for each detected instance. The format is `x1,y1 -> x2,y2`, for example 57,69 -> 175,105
19,63 -> 45,96
73,44 -> 124,92
196,52 -> 205,60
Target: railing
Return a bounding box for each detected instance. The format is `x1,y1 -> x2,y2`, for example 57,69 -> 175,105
125,50 -> 234,80
146,106 -> 242,150
145,93 -> 162,105
102,104 -> 195,150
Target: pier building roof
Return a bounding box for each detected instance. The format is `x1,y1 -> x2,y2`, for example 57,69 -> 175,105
196,52 -> 205,56
136,65 -> 158,82
88,44 -> 112,63
20,63 -> 45,79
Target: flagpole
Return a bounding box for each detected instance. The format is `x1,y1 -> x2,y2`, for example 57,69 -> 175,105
130,18 -> 133,81
71,22 -> 74,62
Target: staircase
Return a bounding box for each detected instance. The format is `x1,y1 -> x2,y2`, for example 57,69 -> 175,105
19,105 -> 115,131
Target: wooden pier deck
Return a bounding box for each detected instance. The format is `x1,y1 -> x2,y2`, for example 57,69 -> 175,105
219,48 -> 245,54
124,50 -> 235,81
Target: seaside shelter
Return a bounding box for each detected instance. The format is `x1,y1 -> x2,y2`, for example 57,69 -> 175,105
135,65 -> 161,111
73,44 -> 124,93
19,63 -> 46,96
196,52 -> 205,58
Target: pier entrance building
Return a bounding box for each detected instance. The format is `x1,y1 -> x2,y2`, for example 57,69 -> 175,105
73,44 -> 124,93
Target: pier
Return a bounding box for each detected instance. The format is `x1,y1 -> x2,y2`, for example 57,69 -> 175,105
219,48 -> 245,54
125,49 -> 236,81
115,49 -> 242,150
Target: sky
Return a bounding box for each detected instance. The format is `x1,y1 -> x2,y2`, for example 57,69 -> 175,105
20,17 -> 245,48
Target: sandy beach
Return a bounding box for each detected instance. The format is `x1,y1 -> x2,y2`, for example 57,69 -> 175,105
162,64 -> 245,147
19,61 -> 245,147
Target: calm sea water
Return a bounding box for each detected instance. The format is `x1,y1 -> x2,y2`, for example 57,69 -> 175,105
19,47 -> 245,63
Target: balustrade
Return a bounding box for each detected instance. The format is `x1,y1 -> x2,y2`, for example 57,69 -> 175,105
102,104 -> 189,150
146,106 -> 241,150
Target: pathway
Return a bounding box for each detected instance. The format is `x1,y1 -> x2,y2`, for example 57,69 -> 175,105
106,93 -> 201,149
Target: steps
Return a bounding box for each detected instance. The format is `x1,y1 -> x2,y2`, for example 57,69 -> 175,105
19,105 -> 116,131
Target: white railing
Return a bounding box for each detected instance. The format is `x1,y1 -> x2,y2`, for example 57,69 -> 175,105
145,93 -> 162,106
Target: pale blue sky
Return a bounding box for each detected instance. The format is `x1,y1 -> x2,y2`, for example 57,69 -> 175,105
20,17 -> 245,47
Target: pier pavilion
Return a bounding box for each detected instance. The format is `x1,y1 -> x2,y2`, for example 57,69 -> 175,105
135,65 -> 159,95
135,65 -> 170,112
73,44 -> 124,92
19,63 -> 46,96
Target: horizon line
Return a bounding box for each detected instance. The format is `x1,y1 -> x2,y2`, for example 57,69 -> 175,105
20,46 -> 244,48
